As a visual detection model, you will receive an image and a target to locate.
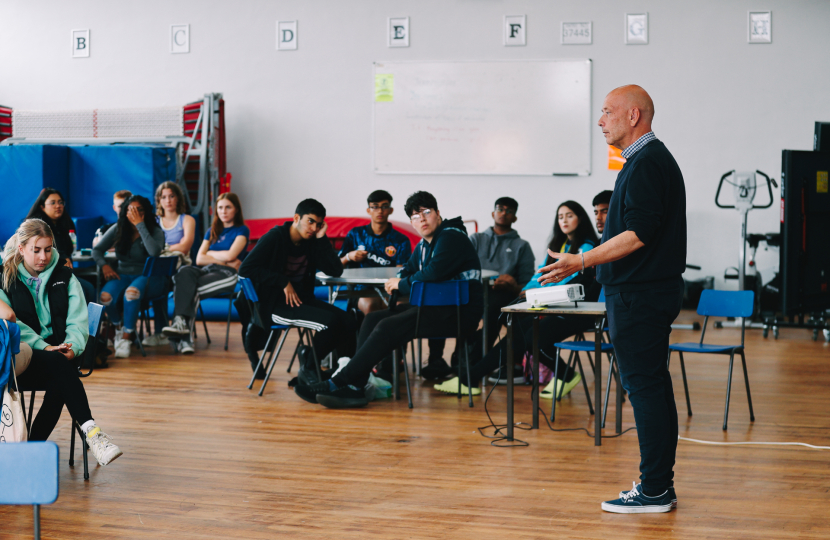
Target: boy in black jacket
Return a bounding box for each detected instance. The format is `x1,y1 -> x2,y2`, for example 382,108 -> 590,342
294,191 -> 484,409
239,199 -> 355,379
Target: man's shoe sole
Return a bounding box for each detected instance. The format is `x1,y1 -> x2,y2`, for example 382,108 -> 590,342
600,502 -> 673,514
294,386 -> 320,404
316,394 -> 369,409
162,328 -> 191,338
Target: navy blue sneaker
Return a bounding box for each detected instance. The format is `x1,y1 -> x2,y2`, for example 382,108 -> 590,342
294,381 -> 331,404
602,482 -> 675,514
316,385 -> 371,409
618,484 -> 677,508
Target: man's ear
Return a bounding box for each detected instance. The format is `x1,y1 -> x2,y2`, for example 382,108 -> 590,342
293,214 -> 301,225
491,211 -> 496,222
366,207 -> 373,218
629,107 -> 641,127
388,207 -> 394,216
511,214 -> 518,224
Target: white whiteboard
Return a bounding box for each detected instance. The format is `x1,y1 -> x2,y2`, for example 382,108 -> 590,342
373,60 -> 592,176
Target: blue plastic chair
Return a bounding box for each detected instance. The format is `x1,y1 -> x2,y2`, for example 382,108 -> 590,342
22,303 -> 105,481
409,280 -> 475,407
238,277 -> 321,396
669,289 -> 756,430
136,256 -> 179,357
0,441 -> 60,539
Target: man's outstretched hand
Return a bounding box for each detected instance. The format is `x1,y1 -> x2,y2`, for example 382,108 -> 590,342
538,250 -> 581,286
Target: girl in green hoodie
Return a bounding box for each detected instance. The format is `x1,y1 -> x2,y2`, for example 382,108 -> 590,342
1,218 -> 122,466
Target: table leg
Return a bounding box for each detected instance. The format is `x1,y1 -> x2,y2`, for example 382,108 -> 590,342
482,280 -> 490,357
615,357 -> 623,434
532,316 -> 540,429
506,313 -> 514,441
594,315 -> 602,446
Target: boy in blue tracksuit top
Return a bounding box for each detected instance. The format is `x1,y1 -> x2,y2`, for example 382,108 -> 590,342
339,190 -> 412,315
294,191 -> 483,409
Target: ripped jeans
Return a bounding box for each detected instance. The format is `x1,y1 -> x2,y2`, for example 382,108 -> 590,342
99,273 -> 168,333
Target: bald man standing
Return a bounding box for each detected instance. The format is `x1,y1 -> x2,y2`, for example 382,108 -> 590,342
540,85 -> 686,513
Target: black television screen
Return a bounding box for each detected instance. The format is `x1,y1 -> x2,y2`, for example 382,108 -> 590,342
780,150 -> 830,315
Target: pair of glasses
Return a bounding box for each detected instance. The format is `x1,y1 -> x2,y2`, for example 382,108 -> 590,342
368,205 -> 391,211
409,209 -> 433,222
46,200 -> 65,206
494,206 -> 516,215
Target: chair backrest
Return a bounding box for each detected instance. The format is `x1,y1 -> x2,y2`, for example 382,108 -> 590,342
410,280 -> 470,307
238,277 -> 265,329
697,289 -> 754,318
141,256 -> 179,278
87,303 -> 104,338
0,441 -> 60,505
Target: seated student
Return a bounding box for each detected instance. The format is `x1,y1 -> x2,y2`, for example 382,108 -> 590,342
163,193 -> 249,354
339,190 -> 412,315
238,199 -> 355,380
92,190 -> 132,247
92,195 -> 165,359
422,196 -> 535,380
593,189 -> 612,235
25,188 -> 96,303
139,182 -> 197,348
0,219 -> 122,465
293,191 -> 483,409
435,199 -> 601,397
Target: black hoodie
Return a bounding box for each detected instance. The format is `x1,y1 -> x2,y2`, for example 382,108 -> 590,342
239,221 -> 342,319
398,216 -> 483,314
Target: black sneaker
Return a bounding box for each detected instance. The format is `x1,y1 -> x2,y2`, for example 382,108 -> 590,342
294,381 -> 331,404
316,385 -> 370,409
487,365 -> 525,385
421,358 -> 452,380
297,345 -> 320,386
602,482 -> 675,514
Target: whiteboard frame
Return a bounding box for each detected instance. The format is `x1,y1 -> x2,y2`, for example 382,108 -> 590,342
371,59 -> 592,176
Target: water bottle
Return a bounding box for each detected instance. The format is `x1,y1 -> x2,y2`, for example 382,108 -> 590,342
69,229 -> 77,253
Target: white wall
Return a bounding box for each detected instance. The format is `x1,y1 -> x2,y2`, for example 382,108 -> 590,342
2,0 -> 829,285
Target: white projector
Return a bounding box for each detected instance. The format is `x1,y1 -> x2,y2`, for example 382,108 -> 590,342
526,284 -> 585,307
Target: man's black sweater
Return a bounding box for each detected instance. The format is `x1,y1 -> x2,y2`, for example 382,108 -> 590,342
239,221 -> 342,319
398,216 -> 483,314
597,139 -> 687,294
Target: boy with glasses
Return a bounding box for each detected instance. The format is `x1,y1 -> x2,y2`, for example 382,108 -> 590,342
339,190 -> 412,315
293,191 -> 483,409
423,197 -> 535,381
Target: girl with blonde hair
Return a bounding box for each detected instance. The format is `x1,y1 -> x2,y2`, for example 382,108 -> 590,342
1,219 -> 122,466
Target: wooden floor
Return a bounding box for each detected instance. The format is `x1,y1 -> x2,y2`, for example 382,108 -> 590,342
2,311 -> 830,539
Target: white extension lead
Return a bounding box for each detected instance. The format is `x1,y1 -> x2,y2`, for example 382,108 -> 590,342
679,436 -> 830,450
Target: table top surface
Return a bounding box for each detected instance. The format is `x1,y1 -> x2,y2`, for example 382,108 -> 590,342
501,300 -> 607,315
317,268 -> 498,285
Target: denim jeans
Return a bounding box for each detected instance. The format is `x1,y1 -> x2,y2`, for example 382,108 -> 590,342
605,278 -> 684,495
101,273 -> 168,332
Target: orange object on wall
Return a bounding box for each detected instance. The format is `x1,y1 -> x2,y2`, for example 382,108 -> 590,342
608,146 -> 626,170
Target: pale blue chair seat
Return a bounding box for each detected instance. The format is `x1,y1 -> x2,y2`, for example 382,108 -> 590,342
0,441 -> 59,539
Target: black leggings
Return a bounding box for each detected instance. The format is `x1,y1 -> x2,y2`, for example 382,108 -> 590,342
468,314 -> 594,382
16,349 -> 93,441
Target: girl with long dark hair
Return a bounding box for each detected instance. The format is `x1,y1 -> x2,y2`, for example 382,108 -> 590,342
162,193 -> 249,354
91,195 -> 165,358
1,219 -> 122,465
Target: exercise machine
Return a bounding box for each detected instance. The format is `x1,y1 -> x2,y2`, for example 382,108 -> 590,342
713,169 -> 778,329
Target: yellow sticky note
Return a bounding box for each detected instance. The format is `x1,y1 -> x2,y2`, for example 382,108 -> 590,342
608,145 -> 626,170
375,74 -> 394,102
818,171 -> 828,193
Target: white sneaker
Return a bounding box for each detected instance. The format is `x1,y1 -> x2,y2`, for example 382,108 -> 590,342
179,339 -> 195,355
114,335 -> 131,358
141,333 -> 169,347
162,316 -> 191,338
86,427 -> 123,466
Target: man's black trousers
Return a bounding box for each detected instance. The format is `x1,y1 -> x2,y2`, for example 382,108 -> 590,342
605,280 -> 683,496
332,303 -> 482,388
270,298 -> 356,360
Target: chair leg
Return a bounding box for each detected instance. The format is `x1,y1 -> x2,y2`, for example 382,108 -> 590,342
199,303 -> 211,344
465,340 -> 474,408
575,353 -> 594,415
602,356 -> 615,429
740,350 -> 755,422
224,296 -> 233,351
248,330 -> 275,390
417,338 -> 423,376
307,330 -> 322,381
77,423 -> 89,480
723,352 -> 736,431
69,421 -> 76,466
135,311 -> 147,357
259,331 -> 289,397
401,347 -> 413,409
550,348 -> 561,423
286,331 -> 303,373
28,391 -> 36,433
677,351 -> 692,417
410,340 -> 417,374
558,351 -> 576,401
393,349 -> 401,401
